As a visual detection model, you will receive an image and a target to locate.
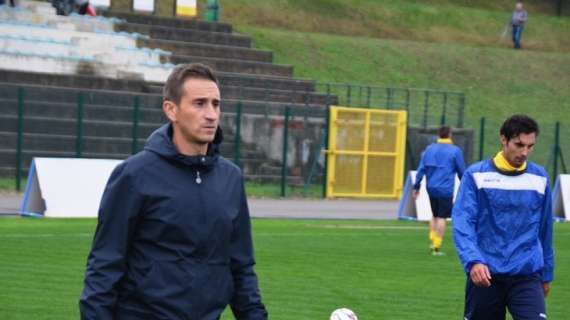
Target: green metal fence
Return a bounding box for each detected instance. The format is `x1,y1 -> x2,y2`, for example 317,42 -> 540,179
1,86 -> 329,198
315,83 -> 466,128
8,85 -> 566,197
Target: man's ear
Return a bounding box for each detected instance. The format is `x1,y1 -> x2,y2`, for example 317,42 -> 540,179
499,135 -> 508,148
163,100 -> 177,122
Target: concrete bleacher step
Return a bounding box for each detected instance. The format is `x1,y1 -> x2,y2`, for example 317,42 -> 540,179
0,114 -> 162,138
0,5 -> 117,33
102,11 -> 233,33
115,22 -> 251,47
165,53 -> 293,77
18,0 -> 58,16
0,131 -> 148,155
0,99 -> 166,123
0,90 -> 329,132
0,79 -> 334,109
0,69 -> 317,93
138,37 -> 272,63
0,21 -> 140,49
0,132 -> 253,163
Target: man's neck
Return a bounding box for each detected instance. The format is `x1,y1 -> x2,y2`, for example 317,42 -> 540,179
172,131 -> 208,156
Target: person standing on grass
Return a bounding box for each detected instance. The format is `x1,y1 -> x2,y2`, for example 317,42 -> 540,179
453,114 -> 553,320
511,1 -> 528,49
79,63 -> 268,320
413,126 -> 465,256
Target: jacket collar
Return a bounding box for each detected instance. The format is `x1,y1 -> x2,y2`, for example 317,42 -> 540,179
144,123 -> 223,170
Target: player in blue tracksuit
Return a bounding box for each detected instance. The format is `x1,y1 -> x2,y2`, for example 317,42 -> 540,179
453,115 -> 554,320
414,126 -> 465,255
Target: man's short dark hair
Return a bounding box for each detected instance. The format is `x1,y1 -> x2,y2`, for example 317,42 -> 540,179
438,126 -> 451,139
163,63 -> 218,105
500,114 -> 539,141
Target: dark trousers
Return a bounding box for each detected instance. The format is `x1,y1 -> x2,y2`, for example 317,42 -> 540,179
464,273 -> 546,320
512,25 -> 524,49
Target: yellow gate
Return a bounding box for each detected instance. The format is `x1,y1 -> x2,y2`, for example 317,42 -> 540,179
326,106 -> 407,199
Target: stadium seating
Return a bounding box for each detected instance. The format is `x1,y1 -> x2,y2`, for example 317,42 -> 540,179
0,1 -> 334,184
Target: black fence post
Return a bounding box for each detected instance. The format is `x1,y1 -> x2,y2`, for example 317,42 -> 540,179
234,102 -> 242,167
387,87 -> 394,109
281,106 -> 291,197
16,88 -> 24,191
75,93 -> 84,158
479,117 -> 486,161
441,92 -> 448,125
422,91 -> 429,129
131,96 -> 140,154
457,94 -> 466,128
322,106 -> 330,198
553,121 -> 561,182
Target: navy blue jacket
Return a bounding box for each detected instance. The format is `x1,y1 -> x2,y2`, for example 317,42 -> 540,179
80,123 -> 267,320
414,142 -> 465,198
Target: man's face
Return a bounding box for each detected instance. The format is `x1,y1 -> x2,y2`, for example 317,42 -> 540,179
516,2 -> 523,10
500,132 -> 536,167
165,78 -> 221,148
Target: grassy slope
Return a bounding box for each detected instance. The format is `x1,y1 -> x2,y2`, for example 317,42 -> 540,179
218,0 -> 570,164
238,26 -> 570,163
220,0 -> 570,52
0,218 -> 568,319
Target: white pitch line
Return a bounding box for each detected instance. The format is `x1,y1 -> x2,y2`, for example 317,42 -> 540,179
0,233 -> 92,238
312,224 -> 428,230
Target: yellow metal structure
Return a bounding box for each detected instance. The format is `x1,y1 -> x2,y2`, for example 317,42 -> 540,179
326,106 -> 407,199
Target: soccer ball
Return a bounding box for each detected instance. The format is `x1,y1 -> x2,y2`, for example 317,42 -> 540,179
330,308 -> 358,320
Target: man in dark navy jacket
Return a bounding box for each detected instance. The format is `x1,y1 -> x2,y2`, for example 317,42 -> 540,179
79,63 -> 268,319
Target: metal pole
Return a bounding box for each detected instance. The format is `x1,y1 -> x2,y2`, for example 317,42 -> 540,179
441,92 -> 448,125
458,94 -> 465,128
234,102 -> 242,167
131,96 -> 140,154
553,122 -> 560,182
346,84 -> 352,107
75,93 -> 84,158
16,88 -> 24,191
322,106 -> 330,198
281,106 -> 290,197
479,117 -> 486,161
422,91 -> 429,129
366,86 -> 371,108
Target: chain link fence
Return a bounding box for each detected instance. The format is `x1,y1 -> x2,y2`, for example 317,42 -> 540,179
9,85 -> 564,198
315,83 -> 466,128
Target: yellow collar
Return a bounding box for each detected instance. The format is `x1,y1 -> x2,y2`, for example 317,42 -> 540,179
493,151 -> 527,172
437,138 -> 453,144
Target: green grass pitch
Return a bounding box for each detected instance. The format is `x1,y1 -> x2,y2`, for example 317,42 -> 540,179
0,218 -> 568,319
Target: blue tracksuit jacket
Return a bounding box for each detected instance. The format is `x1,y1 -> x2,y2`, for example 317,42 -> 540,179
80,123 -> 267,319
414,142 -> 465,198
452,159 -> 554,283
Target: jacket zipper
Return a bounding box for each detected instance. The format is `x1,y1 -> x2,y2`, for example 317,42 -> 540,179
195,170 -> 202,184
